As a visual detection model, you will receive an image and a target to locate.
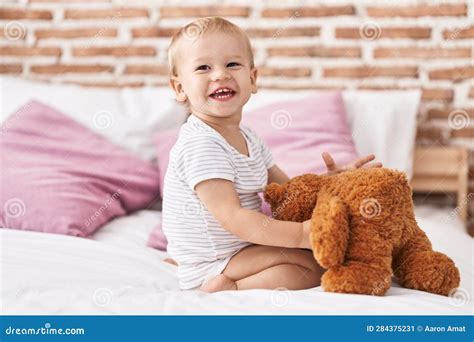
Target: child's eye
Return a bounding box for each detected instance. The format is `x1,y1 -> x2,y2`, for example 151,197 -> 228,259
196,65 -> 210,71
227,62 -> 241,68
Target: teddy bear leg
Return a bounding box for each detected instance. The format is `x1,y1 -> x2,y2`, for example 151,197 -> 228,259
393,227 -> 460,296
321,225 -> 394,296
322,261 -> 393,296
310,193 -> 349,269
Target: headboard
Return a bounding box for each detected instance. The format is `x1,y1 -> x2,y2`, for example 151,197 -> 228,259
411,146 -> 469,224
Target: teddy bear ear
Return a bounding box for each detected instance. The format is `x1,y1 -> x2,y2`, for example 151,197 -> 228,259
264,183 -> 286,205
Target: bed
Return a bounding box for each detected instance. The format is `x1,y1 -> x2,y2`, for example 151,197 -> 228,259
1,200 -> 472,315
1,77 -> 472,315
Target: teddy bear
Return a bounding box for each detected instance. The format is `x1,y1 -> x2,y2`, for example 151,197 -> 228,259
263,168 -> 460,296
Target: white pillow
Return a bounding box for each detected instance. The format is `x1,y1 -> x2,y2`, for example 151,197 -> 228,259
245,89 -> 421,179
342,90 -> 421,179
0,76 -> 187,163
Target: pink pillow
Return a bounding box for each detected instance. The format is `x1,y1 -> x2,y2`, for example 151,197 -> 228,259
146,129 -> 179,250
242,91 -> 358,177
242,91 -> 358,215
0,100 -> 161,237
148,91 -> 358,250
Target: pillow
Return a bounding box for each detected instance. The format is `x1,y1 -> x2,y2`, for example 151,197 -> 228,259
242,91 -> 358,177
0,100 -> 161,237
146,129 -> 180,251
342,90 -> 421,179
0,76 -> 188,163
154,128 -> 181,198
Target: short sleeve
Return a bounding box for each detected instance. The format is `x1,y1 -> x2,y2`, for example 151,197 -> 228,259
175,135 -> 235,191
244,127 -> 275,170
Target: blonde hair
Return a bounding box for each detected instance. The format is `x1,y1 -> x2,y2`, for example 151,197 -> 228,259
168,16 -> 255,78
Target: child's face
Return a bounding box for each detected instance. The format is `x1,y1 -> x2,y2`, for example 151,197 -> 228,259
170,31 -> 257,119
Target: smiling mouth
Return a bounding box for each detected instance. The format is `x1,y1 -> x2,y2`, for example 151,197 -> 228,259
209,87 -> 236,101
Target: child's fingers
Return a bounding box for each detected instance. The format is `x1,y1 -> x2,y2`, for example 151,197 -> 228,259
362,162 -> 383,169
353,154 -> 375,168
322,152 -> 336,170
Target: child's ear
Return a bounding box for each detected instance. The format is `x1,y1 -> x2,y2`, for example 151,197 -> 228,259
169,76 -> 187,103
250,67 -> 258,94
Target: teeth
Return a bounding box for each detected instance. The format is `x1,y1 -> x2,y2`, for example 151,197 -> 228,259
214,88 -> 232,94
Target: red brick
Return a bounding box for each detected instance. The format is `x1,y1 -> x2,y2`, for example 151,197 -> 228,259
323,66 -> 418,78
443,26 -> 474,40
374,47 -> 471,59
451,127 -> 474,138
124,65 -> 169,75
416,126 -> 447,142
336,27 -> 431,39
64,8 -> 148,19
0,8 -> 52,20
0,46 -> 61,57
267,46 -> 361,58
160,6 -> 250,18
259,67 -> 312,78
367,4 -> 467,17
261,6 -> 355,18
35,28 -> 117,40
247,27 -> 320,38
0,26 -> 27,40
131,27 -> 178,38
0,64 -> 22,74
421,88 -> 454,102
429,67 -> 474,81
428,108 -> 474,120
72,46 -> 156,57
30,64 -> 114,74
64,81 -> 145,88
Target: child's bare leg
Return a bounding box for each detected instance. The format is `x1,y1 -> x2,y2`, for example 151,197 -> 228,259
200,245 -> 323,292
235,263 -> 320,290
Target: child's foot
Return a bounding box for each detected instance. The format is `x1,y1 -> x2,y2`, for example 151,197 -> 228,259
200,274 -> 237,293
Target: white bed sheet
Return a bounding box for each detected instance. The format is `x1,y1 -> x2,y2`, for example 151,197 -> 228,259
1,205 -> 472,315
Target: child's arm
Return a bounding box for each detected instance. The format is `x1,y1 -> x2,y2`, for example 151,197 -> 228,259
195,179 -> 311,249
267,164 -> 290,185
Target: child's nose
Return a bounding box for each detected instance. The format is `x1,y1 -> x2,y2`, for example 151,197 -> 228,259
211,67 -> 231,82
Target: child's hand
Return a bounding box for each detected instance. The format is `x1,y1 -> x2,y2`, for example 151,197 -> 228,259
322,152 -> 382,176
301,219 -> 312,249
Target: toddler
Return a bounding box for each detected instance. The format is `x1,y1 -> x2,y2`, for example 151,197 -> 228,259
162,17 -> 380,292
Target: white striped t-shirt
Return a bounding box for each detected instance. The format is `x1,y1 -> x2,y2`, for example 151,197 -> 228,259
162,114 -> 275,290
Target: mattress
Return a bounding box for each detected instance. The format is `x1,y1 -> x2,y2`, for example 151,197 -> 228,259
1,205 -> 472,315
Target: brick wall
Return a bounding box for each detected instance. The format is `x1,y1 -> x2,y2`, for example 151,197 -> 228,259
1,0 -> 473,227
